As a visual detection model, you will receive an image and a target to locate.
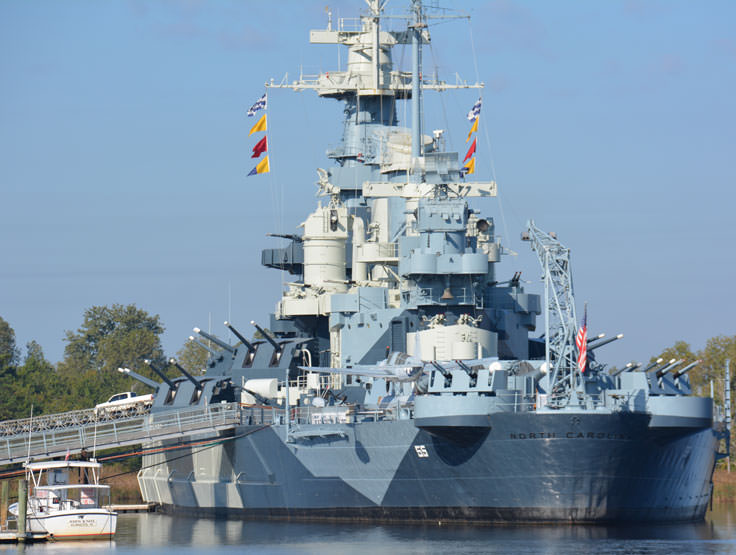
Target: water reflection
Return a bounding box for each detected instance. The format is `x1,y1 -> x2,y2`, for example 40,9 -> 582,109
123,504 -> 736,554
6,505 -> 736,554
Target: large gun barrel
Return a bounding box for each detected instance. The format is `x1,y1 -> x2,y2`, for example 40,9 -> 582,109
641,357 -> 664,373
673,360 -> 701,379
169,358 -> 201,389
224,321 -> 255,352
611,362 -> 640,377
193,327 -> 235,353
655,358 -> 681,379
144,359 -> 177,389
189,336 -> 218,356
117,367 -> 160,390
242,388 -> 270,406
587,333 -> 605,344
430,361 -> 452,379
454,360 -> 476,377
251,321 -> 281,352
588,334 -> 624,352
267,232 -> 303,243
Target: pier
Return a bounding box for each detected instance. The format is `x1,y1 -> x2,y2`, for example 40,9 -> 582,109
0,530 -> 49,544
0,402 -> 242,466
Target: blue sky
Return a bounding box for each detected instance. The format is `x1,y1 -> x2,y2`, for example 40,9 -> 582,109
1,0 -> 734,369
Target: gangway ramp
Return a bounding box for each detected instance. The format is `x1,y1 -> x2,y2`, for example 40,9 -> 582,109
0,403 -> 241,465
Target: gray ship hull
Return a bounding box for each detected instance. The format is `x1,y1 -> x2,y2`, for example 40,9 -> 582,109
139,412 -> 718,523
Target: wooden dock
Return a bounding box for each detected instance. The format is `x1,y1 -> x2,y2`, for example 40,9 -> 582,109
0,530 -> 50,543
106,502 -> 159,513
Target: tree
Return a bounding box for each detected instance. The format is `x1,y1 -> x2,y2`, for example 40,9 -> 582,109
0,339 -> 62,421
697,335 -> 736,405
0,317 -> 21,419
651,335 -> 736,408
650,340 -> 696,367
650,340 -> 697,387
0,316 -> 19,374
57,304 -> 166,410
175,338 -> 209,375
15,341 -> 61,417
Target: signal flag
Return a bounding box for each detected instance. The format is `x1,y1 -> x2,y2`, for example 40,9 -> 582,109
248,155 -> 270,176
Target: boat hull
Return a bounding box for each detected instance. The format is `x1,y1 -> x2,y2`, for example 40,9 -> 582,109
139,411 -> 718,523
27,509 -> 117,540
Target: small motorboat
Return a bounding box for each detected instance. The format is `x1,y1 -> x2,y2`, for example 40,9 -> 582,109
10,460 -> 117,540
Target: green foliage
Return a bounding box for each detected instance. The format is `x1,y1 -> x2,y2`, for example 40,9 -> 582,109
652,336 -> 736,403
14,341 -> 62,417
649,340 -> 696,367
0,307 -> 167,420
0,316 -> 20,418
175,338 -> 209,375
0,316 -> 19,371
56,304 -> 166,411
0,337 -> 61,420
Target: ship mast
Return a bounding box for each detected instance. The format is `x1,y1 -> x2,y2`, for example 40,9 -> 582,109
410,0 -> 423,165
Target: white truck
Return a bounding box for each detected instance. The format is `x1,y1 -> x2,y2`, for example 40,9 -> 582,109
94,391 -> 154,418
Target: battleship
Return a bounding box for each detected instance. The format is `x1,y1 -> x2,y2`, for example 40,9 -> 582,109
132,1 -> 727,522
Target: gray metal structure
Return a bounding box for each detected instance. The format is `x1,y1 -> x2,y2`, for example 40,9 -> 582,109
523,220 -> 579,408
127,0 -> 727,522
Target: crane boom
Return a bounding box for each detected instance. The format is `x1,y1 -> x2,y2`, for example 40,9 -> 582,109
523,220 -> 581,407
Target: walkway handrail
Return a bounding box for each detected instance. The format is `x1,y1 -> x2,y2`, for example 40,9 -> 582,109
0,402 -> 242,466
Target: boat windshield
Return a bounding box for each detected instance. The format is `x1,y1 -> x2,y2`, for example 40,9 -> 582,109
30,485 -> 110,511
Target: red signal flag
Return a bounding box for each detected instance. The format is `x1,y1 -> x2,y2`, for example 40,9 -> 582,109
463,137 -> 476,162
251,136 -> 268,158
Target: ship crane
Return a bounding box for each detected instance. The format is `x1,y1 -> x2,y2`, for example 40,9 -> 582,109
522,220 -> 581,408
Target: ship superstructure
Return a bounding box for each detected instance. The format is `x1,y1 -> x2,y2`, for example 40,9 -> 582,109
133,1 -> 726,522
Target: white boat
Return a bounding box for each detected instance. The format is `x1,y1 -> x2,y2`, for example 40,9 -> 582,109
10,460 -> 117,540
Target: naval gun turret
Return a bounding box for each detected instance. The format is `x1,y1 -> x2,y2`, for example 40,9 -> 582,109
117,367 -> 159,391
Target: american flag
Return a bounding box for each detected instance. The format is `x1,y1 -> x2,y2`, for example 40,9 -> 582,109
247,93 -> 267,117
576,304 -> 588,373
467,98 -> 482,122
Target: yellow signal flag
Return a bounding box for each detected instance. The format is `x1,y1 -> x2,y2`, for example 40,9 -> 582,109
249,113 -> 267,136
466,117 -> 478,142
256,155 -> 270,174
248,155 -> 270,176
463,157 -> 476,175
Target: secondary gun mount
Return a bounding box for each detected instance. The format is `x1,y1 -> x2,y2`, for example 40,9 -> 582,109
224,321 -> 256,352
267,233 -> 303,243
641,358 -> 664,373
673,360 -> 701,379
193,327 -> 235,353
251,320 -> 284,366
588,334 -> 624,352
169,358 -> 202,390
655,359 -> 681,379
610,362 -> 642,378
144,359 -> 177,389
189,336 -> 218,357
117,367 -> 160,390
251,321 -> 280,351
225,320 -> 258,367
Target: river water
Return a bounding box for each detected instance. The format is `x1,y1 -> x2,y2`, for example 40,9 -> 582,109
4,505 -> 736,554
